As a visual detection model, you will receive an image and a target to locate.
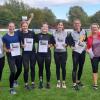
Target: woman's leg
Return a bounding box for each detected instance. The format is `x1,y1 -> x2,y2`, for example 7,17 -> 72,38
30,53 -> 36,87
37,54 -> 44,88
54,52 -> 61,88
23,54 -> 29,84
0,57 -> 5,81
14,56 -> 22,81
91,57 -> 99,86
72,51 -> 79,90
54,52 -> 61,81
77,51 -> 86,84
7,55 -> 17,94
60,52 -> 67,88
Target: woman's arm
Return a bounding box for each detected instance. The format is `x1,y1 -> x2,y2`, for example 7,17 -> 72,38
27,13 -> 34,25
3,43 -> 11,53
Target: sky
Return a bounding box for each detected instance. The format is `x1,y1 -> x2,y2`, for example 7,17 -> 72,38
1,0 -> 100,20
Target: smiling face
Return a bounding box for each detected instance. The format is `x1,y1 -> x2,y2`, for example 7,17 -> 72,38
41,23 -> 49,33
91,24 -> 99,35
73,19 -> 81,31
21,21 -> 28,32
8,22 -> 15,33
57,22 -> 64,32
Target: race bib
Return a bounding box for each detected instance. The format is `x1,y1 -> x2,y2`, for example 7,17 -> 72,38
38,40 -> 48,53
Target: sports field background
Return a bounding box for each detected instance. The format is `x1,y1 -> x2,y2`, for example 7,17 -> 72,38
0,31 -> 100,100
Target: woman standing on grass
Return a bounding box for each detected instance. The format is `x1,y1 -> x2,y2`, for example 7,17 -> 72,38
2,22 -> 22,95
87,23 -> 100,90
36,22 -> 54,89
69,19 -> 87,90
53,22 -> 68,88
19,21 -> 36,90
0,31 -> 5,85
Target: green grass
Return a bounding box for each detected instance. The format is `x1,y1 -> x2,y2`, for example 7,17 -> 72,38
0,32 -> 100,100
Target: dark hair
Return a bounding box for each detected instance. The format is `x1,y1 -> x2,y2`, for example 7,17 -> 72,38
41,22 -> 48,26
56,22 -> 64,31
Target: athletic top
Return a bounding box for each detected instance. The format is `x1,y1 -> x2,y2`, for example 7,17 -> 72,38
19,30 -> 36,53
87,32 -> 100,57
92,37 -> 100,57
70,29 -> 87,53
35,33 -> 54,54
53,30 -> 68,52
2,32 -> 20,56
2,32 -> 20,49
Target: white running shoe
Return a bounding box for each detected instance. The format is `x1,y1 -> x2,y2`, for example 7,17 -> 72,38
10,88 -> 17,95
13,81 -> 18,87
62,82 -> 66,89
56,80 -> 61,88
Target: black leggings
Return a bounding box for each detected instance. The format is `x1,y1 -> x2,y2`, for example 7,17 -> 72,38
72,51 -> 85,83
91,57 -> 100,73
0,57 -> 5,81
37,53 -> 51,82
54,52 -> 67,81
22,52 -> 36,83
7,54 -> 22,88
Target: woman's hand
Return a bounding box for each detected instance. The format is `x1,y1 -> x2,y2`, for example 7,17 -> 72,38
48,44 -> 52,48
21,44 -> 26,48
30,13 -> 34,19
6,49 -> 12,53
80,35 -> 86,42
54,44 -> 58,48
62,44 -> 67,47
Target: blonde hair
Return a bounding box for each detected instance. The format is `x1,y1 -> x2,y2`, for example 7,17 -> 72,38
8,22 -> 15,26
73,19 -> 81,24
20,21 -> 28,27
90,23 -> 99,29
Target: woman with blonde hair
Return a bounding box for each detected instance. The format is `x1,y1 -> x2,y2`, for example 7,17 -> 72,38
87,23 -> 100,90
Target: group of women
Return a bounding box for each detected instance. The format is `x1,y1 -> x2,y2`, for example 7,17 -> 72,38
0,17 -> 100,95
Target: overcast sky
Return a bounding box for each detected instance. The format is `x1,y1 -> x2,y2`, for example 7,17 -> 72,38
1,0 -> 100,19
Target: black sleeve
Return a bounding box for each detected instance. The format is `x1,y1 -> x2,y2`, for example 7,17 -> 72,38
51,35 -> 56,45
34,34 -> 38,43
65,35 -> 68,45
67,32 -> 75,47
31,30 -> 35,39
15,30 -> 22,43
50,35 -> 55,45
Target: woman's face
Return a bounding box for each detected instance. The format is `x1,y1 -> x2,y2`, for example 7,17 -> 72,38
57,22 -> 64,31
73,20 -> 81,30
41,24 -> 48,33
21,23 -> 28,32
8,23 -> 15,33
91,24 -> 99,34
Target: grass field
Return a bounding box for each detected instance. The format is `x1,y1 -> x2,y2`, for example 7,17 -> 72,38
0,32 -> 100,100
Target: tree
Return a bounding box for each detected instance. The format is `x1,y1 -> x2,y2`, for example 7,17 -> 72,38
90,11 -> 100,25
0,6 -> 14,27
4,0 -> 30,27
28,7 -> 56,28
42,7 -> 56,25
0,0 -> 56,28
68,6 -> 88,27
